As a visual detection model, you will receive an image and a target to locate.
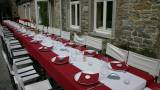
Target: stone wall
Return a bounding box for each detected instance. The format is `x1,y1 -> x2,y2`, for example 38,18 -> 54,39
114,0 -> 160,58
30,0 -> 36,22
18,5 -> 25,19
51,0 -> 61,28
17,0 -> 160,58
17,1 -> 36,22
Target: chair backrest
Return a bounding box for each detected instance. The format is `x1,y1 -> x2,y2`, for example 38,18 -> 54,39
73,33 -> 86,45
14,74 -> 25,90
85,36 -> 103,50
27,22 -> 31,27
37,25 -> 44,32
48,27 -> 54,34
128,51 -> 160,77
30,23 -> 36,28
2,50 -> 13,74
43,26 -> 48,33
53,28 -> 61,36
5,38 -> 13,58
0,26 -> 3,37
61,31 -> 70,40
23,22 -> 28,26
106,43 -> 129,62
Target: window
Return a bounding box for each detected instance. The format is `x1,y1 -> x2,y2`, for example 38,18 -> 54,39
27,4 -> 31,19
24,5 -> 27,18
94,0 -> 115,34
70,0 -> 80,29
37,1 -> 49,26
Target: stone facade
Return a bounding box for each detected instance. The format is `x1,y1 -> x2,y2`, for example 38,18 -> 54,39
50,0 -> 61,28
114,0 -> 160,58
17,0 -> 160,58
18,0 -> 36,22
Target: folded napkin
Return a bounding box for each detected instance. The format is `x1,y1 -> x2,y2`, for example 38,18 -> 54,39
66,42 -> 77,48
30,40 -> 39,44
51,56 -> 69,64
38,46 -> 51,52
84,50 -> 97,57
78,73 -> 99,85
110,61 -> 128,70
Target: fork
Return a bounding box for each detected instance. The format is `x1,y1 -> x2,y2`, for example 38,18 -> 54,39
87,83 -> 103,90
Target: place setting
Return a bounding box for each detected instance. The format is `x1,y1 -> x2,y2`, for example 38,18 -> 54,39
83,50 -> 98,57
74,70 -> 100,86
51,55 -> 69,65
38,46 -> 52,52
107,60 -> 128,71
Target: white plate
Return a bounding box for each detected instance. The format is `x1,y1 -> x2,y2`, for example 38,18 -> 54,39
84,50 -> 95,53
110,61 -> 121,64
74,71 -> 96,82
51,57 -> 56,62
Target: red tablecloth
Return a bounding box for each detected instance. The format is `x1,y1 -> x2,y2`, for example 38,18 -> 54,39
9,28 -> 111,90
5,23 -> 155,90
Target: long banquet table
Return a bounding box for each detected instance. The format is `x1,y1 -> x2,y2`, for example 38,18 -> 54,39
3,22 -> 155,90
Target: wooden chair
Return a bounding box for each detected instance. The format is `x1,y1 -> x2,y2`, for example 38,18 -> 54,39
14,74 -> 52,90
106,43 -> 129,62
73,33 -> 86,45
61,31 -> 70,40
85,36 -> 103,53
53,28 -> 61,36
128,51 -> 160,78
48,27 -> 54,34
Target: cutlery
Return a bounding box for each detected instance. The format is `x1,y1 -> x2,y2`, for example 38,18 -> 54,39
87,83 -> 103,90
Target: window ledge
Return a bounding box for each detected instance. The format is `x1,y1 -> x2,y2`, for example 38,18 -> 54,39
89,30 -> 112,39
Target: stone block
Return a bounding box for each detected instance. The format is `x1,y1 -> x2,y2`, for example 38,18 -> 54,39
134,36 -> 142,43
143,39 -> 152,45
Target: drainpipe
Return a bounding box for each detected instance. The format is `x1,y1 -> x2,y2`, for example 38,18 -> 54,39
60,0 -> 62,35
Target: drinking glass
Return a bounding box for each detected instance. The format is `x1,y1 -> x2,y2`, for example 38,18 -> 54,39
99,62 -> 109,81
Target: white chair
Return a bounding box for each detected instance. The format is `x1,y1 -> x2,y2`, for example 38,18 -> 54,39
2,50 -> 34,78
2,50 -> 14,74
53,28 -> 61,36
27,22 -> 31,27
128,51 -> 160,77
5,39 -> 32,67
24,22 -> 28,26
5,39 -> 28,58
85,36 -> 103,50
2,28 -> 14,37
37,25 -> 44,32
73,33 -> 86,45
13,56 -> 33,66
12,64 -> 40,83
14,74 -> 52,90
48,27 -> 54,34
61,31 -> 70,40
43,26 -> 48,33
106,43 -> 129,62
2,29 -> 22,50
30,23 -> 36,29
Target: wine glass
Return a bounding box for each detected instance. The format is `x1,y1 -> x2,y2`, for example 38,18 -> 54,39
99,62 -> 109,81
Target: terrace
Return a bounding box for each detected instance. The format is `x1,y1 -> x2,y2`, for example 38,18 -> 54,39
0,0 -> 160,90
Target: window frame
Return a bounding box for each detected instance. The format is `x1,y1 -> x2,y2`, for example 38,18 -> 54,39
27,3 -> 31,20
70,1 -> 80,29
94,0 -> 116,35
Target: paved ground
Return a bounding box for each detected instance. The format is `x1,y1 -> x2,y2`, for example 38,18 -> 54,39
0,37 -> 14,90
